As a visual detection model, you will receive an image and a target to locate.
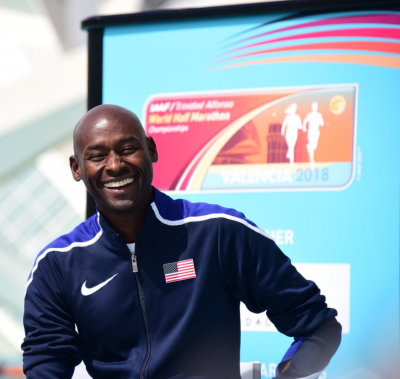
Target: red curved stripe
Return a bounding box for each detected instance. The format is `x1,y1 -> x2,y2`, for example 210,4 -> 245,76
223,28 -> 400,56
231,13 -> 400,47
219,41 -> 400,63
177,140 -> 212,190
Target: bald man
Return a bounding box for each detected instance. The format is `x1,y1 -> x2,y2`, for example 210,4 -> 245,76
22,105 -> 341,379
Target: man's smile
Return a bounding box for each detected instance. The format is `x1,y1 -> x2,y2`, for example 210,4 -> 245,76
102,176 -> 136,192
103,177 -> 134,188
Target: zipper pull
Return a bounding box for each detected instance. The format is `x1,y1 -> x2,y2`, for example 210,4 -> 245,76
131,255 -> 138,273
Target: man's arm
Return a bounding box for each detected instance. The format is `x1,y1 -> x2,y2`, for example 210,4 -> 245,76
22,251 -> 81,378
217,217 -> 341,379
275,318 -> 341,378
281,118 -> 287,135
319,113 -> 324,127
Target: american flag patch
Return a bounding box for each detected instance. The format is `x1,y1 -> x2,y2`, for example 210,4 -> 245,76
163,259 -> 196,283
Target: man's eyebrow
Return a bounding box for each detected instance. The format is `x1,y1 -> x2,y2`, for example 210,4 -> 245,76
119,136 -> 140,144
85,136 -> 141,152
86,145 -> 104,151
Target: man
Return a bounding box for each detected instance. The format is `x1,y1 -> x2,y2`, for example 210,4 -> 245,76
302,102 -> 324,168
22,105 -> 341,379
281,103 -> 303,168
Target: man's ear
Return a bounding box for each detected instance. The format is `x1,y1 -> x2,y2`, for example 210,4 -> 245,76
70,155 -> 82,182
147,136 -> 158,163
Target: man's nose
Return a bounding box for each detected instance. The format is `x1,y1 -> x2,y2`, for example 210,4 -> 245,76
105,153 -> 126,173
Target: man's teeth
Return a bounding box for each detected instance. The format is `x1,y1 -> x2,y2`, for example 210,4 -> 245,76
104,178 -> 134,188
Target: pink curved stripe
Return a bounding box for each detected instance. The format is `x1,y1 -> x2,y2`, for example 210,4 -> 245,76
219,41 -> 400,63
224,28 -> 400,56
230,13 -> 400,47
213,54 -> 400,71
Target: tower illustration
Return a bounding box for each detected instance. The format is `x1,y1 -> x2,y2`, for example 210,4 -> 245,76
266,123 -> 289,163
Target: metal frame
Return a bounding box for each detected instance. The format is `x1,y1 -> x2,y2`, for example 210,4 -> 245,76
85,28 -> 104,218
82,0 -> 400,30
82,0 -> 400,218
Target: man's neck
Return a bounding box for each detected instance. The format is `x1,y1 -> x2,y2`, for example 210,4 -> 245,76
99,188 -> 154,243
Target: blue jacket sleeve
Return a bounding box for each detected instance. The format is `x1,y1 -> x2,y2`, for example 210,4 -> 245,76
217,217 -> 341,378
275,318 -> 341,378
22,251 -> 81,378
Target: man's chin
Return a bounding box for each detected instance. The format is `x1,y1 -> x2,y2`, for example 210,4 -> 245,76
101,199 -> 137,214
94,185 -> 153,215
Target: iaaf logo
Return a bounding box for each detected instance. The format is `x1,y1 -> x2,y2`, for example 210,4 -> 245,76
149,102 -> 172,113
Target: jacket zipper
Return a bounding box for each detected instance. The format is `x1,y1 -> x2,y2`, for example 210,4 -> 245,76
130,254 -> 152,379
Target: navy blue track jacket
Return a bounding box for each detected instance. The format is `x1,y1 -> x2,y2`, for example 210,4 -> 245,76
23,188 -> 341,379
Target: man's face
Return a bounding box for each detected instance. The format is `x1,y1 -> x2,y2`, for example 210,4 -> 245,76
70,109 -> 158,215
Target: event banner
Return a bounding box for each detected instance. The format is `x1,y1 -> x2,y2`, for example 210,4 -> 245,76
144,85 -> 356,191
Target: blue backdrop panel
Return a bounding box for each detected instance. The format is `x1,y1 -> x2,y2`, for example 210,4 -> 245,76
102,10 -> 400,379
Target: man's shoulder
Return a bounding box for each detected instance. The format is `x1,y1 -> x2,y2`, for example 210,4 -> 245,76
33,214 -> 100,262
152,188 -> 259,229
42,212 -> 101,254
26,213 -> 102,289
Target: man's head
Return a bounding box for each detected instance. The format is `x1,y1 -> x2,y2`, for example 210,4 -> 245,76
70,104 -> 158,216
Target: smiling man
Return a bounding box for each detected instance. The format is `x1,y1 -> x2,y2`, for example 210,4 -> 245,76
22,105 -> 341,379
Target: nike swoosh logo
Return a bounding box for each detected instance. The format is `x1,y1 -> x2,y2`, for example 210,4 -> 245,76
81,274 -> 118,296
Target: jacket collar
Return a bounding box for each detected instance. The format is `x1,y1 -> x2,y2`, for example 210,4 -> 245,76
95,186 -> 164,240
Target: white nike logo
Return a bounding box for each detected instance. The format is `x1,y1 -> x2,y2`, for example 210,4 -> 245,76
81,274 -> 118,296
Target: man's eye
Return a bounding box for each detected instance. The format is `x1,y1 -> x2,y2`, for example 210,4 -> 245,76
122,147 -> 137,154
90,155 -> 105,161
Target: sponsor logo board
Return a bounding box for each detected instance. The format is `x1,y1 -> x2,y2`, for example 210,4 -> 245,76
240,263 -> 350,333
